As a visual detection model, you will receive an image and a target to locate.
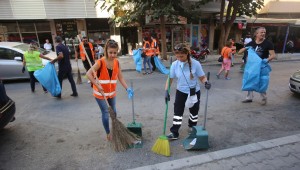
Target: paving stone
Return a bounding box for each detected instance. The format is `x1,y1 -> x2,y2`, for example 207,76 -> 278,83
274,144 -> 296,157
218,157 -> 243,169
291,152 -> 300,159
262,156 -> 288,169
252,162 -> 275,170
249,150 -> 271,162
236,153 -> 257,165
280,154 -> 300,166
263,147 -> 289,158
287,142 -> 300,153
200,162 -> 225,170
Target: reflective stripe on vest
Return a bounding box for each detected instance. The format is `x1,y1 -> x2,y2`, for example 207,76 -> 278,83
93,58 -> 119,99
79,42 -> 95,61
24,51 -> 43,71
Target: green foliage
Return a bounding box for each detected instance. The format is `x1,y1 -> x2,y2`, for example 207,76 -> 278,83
96,0 -> 210,25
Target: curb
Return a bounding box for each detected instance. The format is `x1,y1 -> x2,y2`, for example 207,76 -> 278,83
129,134 -> 300,170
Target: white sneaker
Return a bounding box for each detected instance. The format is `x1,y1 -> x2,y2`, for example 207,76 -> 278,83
87,80 -> 91,84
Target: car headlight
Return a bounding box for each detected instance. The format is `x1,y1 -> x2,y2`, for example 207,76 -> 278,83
292,71 -> 300,79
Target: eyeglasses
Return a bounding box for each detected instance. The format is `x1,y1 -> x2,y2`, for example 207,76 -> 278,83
174,46 -> 183,51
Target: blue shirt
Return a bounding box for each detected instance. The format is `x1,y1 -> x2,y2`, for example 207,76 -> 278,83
56,43 -> 71,72
170,58 -> 205,94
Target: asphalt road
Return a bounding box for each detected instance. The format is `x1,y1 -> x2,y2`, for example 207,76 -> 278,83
1,61 -> 300,170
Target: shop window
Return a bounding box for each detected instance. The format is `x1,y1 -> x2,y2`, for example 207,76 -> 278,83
19,23 -> 35,32
35,22 -> 50,32
22,33 -> 37,44
7,33 -> 21,42
1,23 -> 18,32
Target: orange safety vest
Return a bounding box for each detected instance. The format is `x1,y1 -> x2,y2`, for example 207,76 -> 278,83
93,58 -> 119,99
79,42 -> 95,61
143,41 -> 154,57
151,39 -> 160,55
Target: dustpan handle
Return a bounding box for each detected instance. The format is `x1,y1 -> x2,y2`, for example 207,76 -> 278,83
131,80 -> 135,123
203,72 -> 210,130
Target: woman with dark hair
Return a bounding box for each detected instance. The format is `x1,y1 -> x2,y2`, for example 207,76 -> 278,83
164,43 -> 211,140
86,39 -> 134,141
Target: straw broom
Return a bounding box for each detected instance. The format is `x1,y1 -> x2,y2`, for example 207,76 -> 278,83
151,58 -> 172,157
77,35 -> 140,152
72,40 -> 82,84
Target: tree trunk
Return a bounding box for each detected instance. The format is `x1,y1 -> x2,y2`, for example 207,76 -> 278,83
160,15 -> 167,60
218,0 -> 226,53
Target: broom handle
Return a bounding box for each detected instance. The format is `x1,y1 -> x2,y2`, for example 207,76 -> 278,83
76,35 -> 110,107
203,72 -> 210,130
131,80 -> 135,123
163,56 -> 172,135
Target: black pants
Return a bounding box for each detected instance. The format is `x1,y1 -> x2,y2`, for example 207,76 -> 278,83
28,71 -> 47,92
150,56 -> 156,71
170,90 -> 201,136
56,69 -> 77,97
82,59 -> 95,72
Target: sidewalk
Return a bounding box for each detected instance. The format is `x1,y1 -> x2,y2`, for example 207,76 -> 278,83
71,53 -> 300,74
130,134 -> 300,170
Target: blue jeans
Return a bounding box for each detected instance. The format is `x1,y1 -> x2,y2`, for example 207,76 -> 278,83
143,57 -> 152,73
95,97 -> 117,134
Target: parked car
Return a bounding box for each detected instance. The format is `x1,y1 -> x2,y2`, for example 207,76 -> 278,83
289,70 -> 300,95
0,42 -> 57,80
0,80 -> 15,129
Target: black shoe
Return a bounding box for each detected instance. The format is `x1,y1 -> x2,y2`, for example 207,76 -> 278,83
70,93 -> 78,97
242,99 -> 252,103
55,95 -> 61,99
167,133 -> 178,140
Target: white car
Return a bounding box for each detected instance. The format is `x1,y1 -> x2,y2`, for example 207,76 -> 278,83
0,42 -> 57,80
289,70 -> 300,95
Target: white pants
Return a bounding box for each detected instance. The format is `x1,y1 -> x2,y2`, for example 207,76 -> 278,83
246,91 -> 267,100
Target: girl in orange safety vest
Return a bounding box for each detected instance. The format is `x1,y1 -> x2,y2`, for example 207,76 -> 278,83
142,37 -> 153,74
86,39 -> 134,141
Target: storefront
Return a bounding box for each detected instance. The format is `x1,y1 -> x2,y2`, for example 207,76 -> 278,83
86,18 -> 110,45
0,20 -> 52,50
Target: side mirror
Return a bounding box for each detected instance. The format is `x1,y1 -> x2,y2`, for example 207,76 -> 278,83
14,57 -> 22,61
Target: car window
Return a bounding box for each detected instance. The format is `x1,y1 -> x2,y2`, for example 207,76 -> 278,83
0,48 -> 23,60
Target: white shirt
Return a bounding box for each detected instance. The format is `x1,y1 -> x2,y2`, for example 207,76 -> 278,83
170,58 -> 205,94
97,45 -> 104,54
44,43 -> 52,51
244,38 -> 252,45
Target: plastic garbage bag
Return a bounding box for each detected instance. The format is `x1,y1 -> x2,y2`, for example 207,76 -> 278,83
132,48 -> 143,73
258,61 -> 272,93
34,63 -> 61,96
154,56 -> 169,75
242,47 -> 262,92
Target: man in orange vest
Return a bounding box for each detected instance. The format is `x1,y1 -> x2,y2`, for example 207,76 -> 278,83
75,36 -> 95,72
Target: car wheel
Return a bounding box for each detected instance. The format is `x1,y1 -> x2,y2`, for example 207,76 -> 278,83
0,99 -> 16,129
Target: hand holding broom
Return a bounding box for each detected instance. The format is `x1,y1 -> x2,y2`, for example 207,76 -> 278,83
77,35 -> 140,151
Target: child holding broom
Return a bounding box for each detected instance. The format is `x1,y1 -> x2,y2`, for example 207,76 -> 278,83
86,39 -> 134,141
165,43 -> 211,140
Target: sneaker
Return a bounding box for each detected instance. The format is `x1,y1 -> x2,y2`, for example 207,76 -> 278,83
216,74 -> 220,79
188,127 -> 193,134
225,77 -> 231,80
242,99 -> 252,103
261,98 -> 267,105
167,133 -> 178,140
87,80 -> 91,84
70,93 -> 78,97
44,90 -> 48,94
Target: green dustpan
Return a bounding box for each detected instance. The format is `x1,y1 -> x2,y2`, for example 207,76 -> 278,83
183,72 -> 210,150
127,80 -> 142,138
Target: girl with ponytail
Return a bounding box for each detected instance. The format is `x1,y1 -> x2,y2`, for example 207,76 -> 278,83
164,43 -> 211,140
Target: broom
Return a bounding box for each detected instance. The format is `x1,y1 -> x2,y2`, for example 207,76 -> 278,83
76,35 -> 140,152
151,57 -> 172,157
72,40 -> 82,84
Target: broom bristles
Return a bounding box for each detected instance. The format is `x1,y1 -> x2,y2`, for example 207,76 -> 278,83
151,135 -> 170,157
77,69 -> 82,84
108,107 -> 140,152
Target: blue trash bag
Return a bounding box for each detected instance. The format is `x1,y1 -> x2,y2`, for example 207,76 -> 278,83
242,47 -> 262,92
258,62 -> 272,93
132,48 -> 143,73
154,56 -> 169,75
34,63 -> 61,96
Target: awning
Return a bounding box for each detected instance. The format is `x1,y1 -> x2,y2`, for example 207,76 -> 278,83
247,18 -> 300,26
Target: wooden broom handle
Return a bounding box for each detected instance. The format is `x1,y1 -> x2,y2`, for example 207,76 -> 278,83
76,35 -> 110,106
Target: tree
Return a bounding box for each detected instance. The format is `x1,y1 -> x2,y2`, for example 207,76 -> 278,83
218,0 -> 264,52
97,0 -> 209,60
